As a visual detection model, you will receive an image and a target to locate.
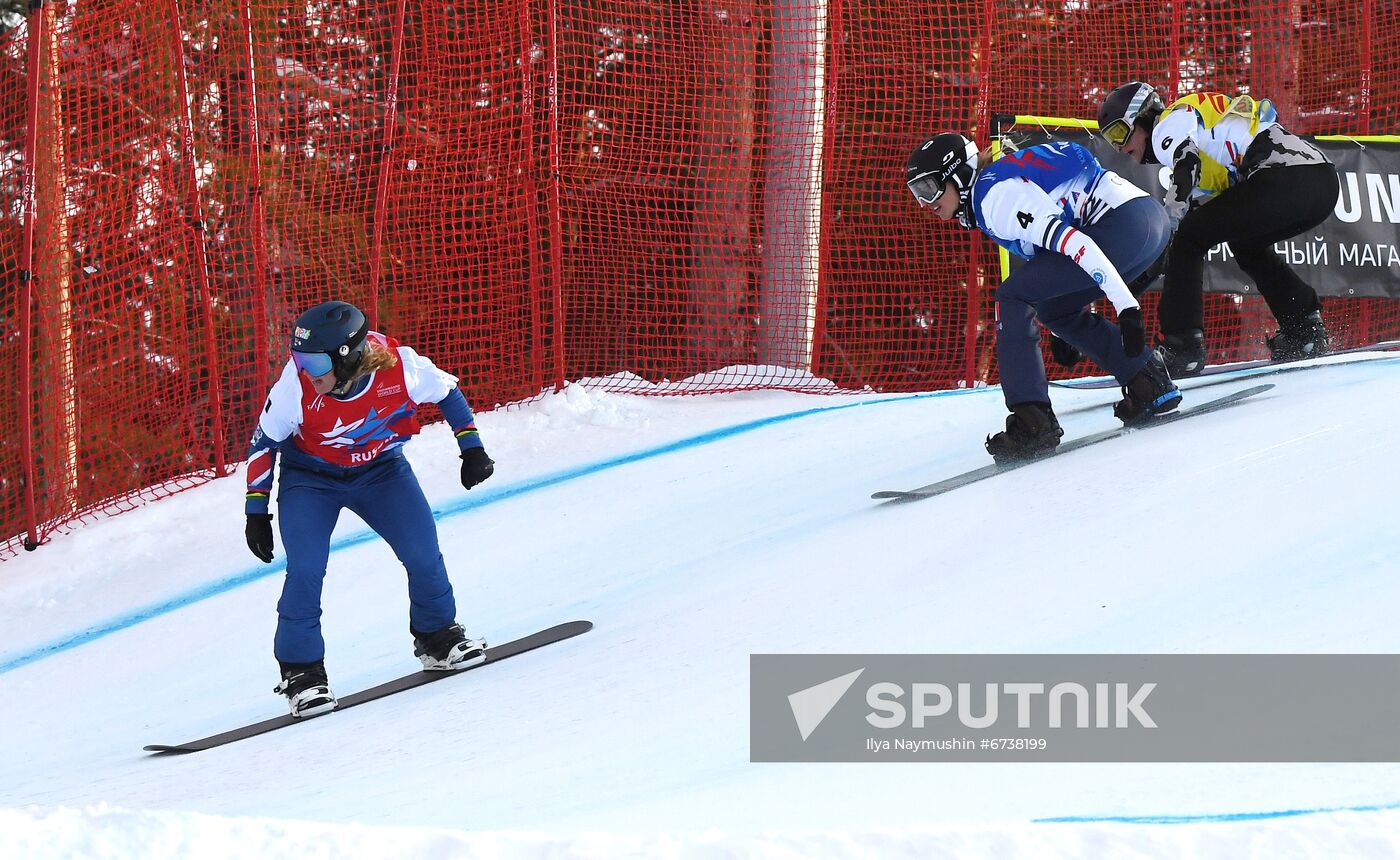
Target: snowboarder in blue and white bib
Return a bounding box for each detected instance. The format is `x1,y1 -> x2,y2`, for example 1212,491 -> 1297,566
906,133 -> 1181,463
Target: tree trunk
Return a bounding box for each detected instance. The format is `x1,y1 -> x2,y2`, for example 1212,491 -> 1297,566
690,1 -> 756,372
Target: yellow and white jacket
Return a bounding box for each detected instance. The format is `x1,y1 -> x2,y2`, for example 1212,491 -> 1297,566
1150,92 -> 1329,223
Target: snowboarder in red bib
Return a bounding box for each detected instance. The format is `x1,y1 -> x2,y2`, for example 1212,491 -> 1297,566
243,300 -> 497,717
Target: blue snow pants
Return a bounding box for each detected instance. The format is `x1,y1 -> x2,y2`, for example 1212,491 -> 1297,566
274,452 -> 457,664
995,195 -> 1172,407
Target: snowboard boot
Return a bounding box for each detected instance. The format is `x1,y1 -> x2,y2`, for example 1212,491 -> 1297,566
1114,351 -> 1182,425
274,660 -> 337,718
411,623 -> 488,671
1156,329 -> 1206,377
985,402 -> 1064,465
1266,311 -> 1331,361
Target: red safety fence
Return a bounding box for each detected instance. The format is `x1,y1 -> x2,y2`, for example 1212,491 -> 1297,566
2,0 -> 1397,554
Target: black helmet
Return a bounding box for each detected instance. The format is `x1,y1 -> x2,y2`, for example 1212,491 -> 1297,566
1097,82 -> 1165,153
906,133 -> 980,228
290,300 -> 369,383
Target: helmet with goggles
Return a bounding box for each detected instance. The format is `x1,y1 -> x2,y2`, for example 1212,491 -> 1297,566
290,300 -> 369,384
905,133 -> 980,227
1097,81 -> 1165,152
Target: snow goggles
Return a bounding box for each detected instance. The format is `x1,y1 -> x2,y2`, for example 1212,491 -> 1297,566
907,175 -> 946,206
1100,118 -> 1133,149
291,349 -> 334,377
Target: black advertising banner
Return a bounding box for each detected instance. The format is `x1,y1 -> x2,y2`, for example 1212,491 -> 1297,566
1002,128 -> 1400,299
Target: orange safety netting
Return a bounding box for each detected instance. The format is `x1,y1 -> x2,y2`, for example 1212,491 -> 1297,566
2,0 -> 1397,553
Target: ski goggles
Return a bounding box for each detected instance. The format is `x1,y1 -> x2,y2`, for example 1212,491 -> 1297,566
906,175 -> 946,206
291,349 -> 334,377
1100,118 -> 1133,149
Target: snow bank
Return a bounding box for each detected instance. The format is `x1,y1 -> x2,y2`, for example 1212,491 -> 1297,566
5,805 -> 1400,860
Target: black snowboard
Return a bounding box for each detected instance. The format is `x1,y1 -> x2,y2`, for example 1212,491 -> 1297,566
145,620 -> 592,755
873,384 -> 1273,502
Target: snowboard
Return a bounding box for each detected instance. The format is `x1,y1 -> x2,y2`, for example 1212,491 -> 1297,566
872,384 -> 1273,503
144,620 -> 592,754
1050,341 -> 1400,390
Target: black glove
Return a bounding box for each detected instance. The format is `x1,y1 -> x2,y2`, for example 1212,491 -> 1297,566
1119,307 -> 1145,357
245,513 -> 274,563
1049,333 -> 1082,369
460,447 -> 495,490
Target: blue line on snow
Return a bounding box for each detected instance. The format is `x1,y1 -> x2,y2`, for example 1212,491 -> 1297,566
1036,798 -> 1400,824
0,387 -> 983,676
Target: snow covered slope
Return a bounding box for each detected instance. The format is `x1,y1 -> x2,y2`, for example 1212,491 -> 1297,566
2,353 -> 1398,856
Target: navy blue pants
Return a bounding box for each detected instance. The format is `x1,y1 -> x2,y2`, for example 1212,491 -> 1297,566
275,453 -> 457,664
995,196 -> 1172,407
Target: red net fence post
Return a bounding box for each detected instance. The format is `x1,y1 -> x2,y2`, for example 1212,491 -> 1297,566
540,0 -> 565,394
166,0 -> 227,476
1,1 -> 1397,555
11,1 -> 50,550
